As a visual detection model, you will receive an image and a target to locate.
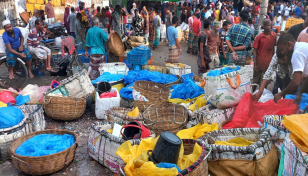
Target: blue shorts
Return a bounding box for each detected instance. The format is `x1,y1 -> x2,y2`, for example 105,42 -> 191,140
5,46 -> 32,67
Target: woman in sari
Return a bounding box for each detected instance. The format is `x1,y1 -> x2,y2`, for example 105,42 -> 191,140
64,7 -> 71,35
149,8 -> 155,43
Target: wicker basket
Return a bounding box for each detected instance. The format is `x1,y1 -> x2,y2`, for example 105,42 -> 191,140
108,32 -> 124,56
0,105 -> 45,161
107,107 -> 143,123
120,97 -> 134,108
143,103 -> 188,136
43,96 -> 86,121
165,75 -> 181,89
133,81 -> 169,112
10,129 -> 78,176
88,121 -> 155,174
142,65 -> 168,74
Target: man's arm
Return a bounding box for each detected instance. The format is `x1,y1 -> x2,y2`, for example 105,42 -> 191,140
200,41 -> 205,67
274,72 -> 302,102
220,38 -> 226,58
175,38 -> 182,54
295,76 -> 308,104
19,35 -> 24,50
253,49 -> 258,71
5,44 -> 24,57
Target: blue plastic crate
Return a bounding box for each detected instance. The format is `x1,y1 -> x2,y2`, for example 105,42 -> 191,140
127,48 -> 151,65
132,64 -> 142,70
77,49 -> 91,63
123,58 -> 132,69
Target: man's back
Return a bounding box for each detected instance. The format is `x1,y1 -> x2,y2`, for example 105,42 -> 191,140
68,13 -> 77,33
226,22 -> 251,48
85,26 -> 108,55
166,12 -> 172,26
291,42 -> 308,76
167,25 -> 178,46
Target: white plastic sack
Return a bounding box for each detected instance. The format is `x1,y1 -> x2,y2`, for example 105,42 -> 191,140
253,89 -> 274,103
204,66 -> 252,109
55,37 -> 62,47
95,88 -> 120,119
160,24 -> 166,39
0,35 -> 5,54
19,27 -> 29,48
21,84 -> 40,103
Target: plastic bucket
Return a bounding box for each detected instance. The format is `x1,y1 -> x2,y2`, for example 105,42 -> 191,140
0,91 -> 16,105
96,82 -> 111,95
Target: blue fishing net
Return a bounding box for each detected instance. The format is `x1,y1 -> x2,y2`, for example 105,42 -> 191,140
286,93 -> 308,110
171,77 -> 204,100
15,134 -> 75,157
207,66 -> 240,76
0,107 -> 24,129
91,72 -> 124,84
124,70 -> 178,85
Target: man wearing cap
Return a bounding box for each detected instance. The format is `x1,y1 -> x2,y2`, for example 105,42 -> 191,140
226,10 -> 252,66
131,3 -> 137,18
228,11 -> 235,26
45,0 -> 55,24
207,21 -> 221,68
2,20 -> 33,79
252,19 -> 277,87
167,16 -> 182,63
275,11 -> 282,27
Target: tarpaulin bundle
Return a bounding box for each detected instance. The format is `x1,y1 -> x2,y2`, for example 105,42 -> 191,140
285,93 -> 308,110
120,83 -> 134,100
91,72 -> 124,84
124,70 -> 178,85
207,66 -> 240,76
170,77 -> 204,100
223,93 -> 299,129
0,107 -> 24,129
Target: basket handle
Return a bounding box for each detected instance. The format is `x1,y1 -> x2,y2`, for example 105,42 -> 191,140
226,73 -> 241,89
142,104 -> 156,126
11,155 -> 33,175
120,124 -> 146,137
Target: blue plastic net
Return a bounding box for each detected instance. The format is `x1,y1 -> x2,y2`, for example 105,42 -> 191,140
124,70 -> 178,85
207,66 -> 240,76
285,93 -> 308,110
0,107 -> 24,129
15,95 -> 30,106
15,134 -> 75,157
171,77 -> 204,100
91,72 -> 124,84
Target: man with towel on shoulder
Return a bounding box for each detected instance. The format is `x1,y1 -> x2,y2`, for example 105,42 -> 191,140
167,16 -> 182,63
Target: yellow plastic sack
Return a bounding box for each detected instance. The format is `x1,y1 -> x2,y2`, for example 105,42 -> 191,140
106,129 -> 113,134
188,97 -> 207,112
177,143 -> 202,170
133,161 -> 178,176
52,0 -> 61,6
215,137 -> 254,147
112,83 -> 125,92
26,3 -> 34,12
36,0 -> 44,4
177,123 -> 218,140
282,114 -> 308,152
178,63 -> 184,67
169,94 -> 205,104
27,0 -> 36,3
166,63 -> 176,67
34,4 -> 41,10
0,29 -> 5,35
285,18 -> 304,30
40,5 -> 45,10
127,107 -> 139,118
0,101 -> 7,107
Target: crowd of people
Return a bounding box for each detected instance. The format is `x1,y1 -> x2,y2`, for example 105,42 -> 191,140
2,0 -> 308,103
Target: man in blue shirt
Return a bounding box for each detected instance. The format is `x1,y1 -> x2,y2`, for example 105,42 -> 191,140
2,20 -> 33,79
167,16 -> 182,63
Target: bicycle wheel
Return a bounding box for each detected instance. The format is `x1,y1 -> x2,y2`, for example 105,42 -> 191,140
0,58 -> 28,89
67,52 -> 89,75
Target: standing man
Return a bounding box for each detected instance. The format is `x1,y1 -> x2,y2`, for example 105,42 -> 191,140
105,6 -> 112,34
226,10 -> 252,66
274,11 -> 282,27
198,19 -> 211,76
45,0 -> 55,24
228,11 -> 235,26
165,8 -> 173,42
252,19 -> 277,87
2,20 -> 34,79
207,21 -> 221,68
112,5 -> 122,36
85,17 -> 109,79
167,16 -> 182,63
274,2 -> 279,17
295,2 -> 304,17
130,3 -> 137,18
67,7 -> 77,38
192,13 -> 201,55
153,10 -> 162,50
219,20 -> 231,66
221,5 -> 228,20
29,9 -> 39,30
176,2 -> 182,21
75,13 -> 86,50
268,9 -> 274,21
187,13 -> 195,54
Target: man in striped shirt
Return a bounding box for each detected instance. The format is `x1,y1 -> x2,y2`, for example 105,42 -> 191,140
27,19 -> 54,72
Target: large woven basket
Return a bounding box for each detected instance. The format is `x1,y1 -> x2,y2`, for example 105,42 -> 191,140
88,121 -> 155,174
108,32 -> 124,56
143,103 -> 188,136
133,81 -> 169,112
43,96 -> 86,121
165,75 -> 181,89
10,129 -> 78,176
107,107 -> 143,123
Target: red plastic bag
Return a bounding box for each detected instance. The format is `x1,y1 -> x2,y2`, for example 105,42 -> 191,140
100,91 -> 117,98
223,93 -> 299,129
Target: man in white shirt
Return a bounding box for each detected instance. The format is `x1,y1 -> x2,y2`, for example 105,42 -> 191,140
205,6 -> 212,18
275,11 -> 282,26
274,33 -> 308,103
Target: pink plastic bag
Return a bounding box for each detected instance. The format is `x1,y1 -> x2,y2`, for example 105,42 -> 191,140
39,86 -> 49,103
223,93 -> 299,129
100,91 -> 117,98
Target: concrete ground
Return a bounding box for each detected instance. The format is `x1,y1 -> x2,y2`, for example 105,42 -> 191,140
0,41 -> 198,176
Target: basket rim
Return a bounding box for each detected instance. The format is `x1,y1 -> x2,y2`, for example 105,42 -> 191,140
9,129 -> 79,159
107,106 -> 143,121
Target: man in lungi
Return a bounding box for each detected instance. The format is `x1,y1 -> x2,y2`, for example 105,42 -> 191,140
27,19 -> 54,72
153,10 -> 162,50
187,13 -> 195,53
225,10 -> 252,66
85,17 -> 109,79
167,16 -> 182,63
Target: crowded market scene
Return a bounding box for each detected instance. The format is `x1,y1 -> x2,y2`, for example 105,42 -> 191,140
0,0 -> 308,175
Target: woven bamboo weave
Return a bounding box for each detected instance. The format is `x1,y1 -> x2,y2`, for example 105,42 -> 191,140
108,32 -> 124,56
43,96 -> 86,121
165,75 -> 181,89
143,103 -> 188,136
107,107 -> 143,123
10,129 -> 78,176
133,81 -> 169,112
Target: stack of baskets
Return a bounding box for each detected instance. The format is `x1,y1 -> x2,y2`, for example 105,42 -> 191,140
43,69 -> 94,121
107,107 -> 143,123
10,129 -> 78,175
133,81 -> 169,112
143,103 -> 188,136
0,105 -> 45,161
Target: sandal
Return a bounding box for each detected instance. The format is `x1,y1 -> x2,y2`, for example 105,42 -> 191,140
45,68 -> 57,73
